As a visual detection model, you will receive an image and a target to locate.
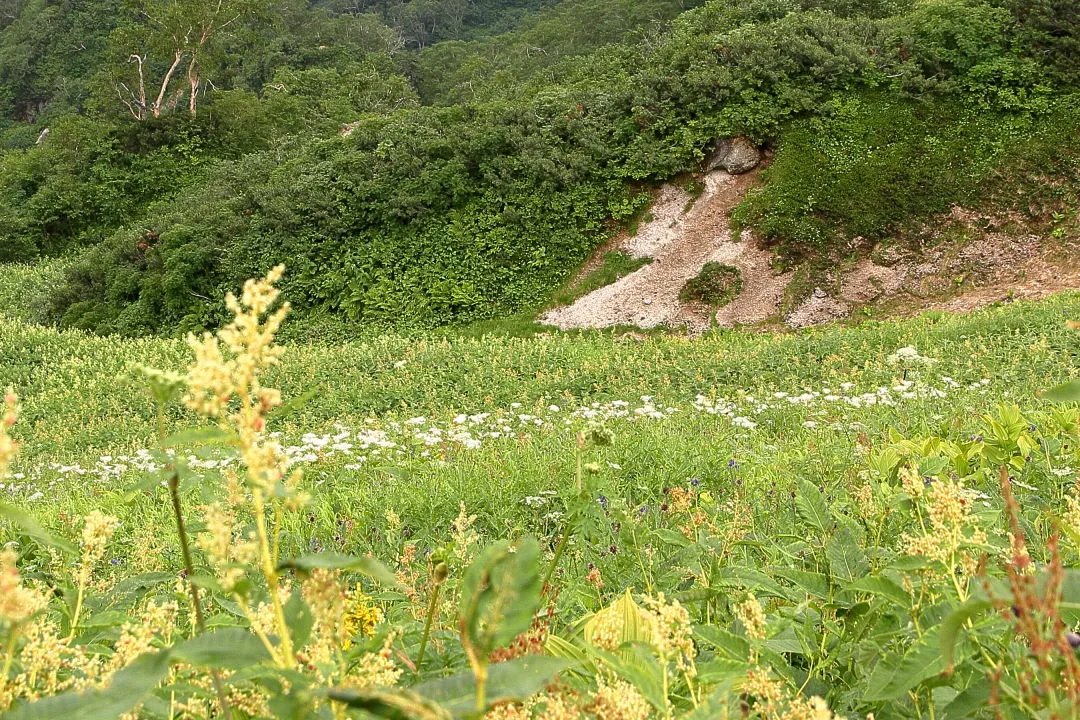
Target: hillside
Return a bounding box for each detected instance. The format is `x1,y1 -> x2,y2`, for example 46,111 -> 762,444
2,1 -> 1080,719
0,0 -> 1075,337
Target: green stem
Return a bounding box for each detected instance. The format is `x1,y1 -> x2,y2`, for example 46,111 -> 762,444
67,577 -> 85,643
416,581 -> 442,671
541,525 -> 572,593
158,403 -> 231,718
0,625 -> 19,698
169,469 -> 232,717
475,662 -> 488,713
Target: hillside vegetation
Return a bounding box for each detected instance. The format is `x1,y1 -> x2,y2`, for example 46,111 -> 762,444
3,2 -> 1080,718
5,272 -> 1080,717
0,0 -> 1076,336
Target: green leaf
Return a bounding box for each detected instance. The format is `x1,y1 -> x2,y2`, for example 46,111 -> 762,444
278,552 -> 402,589
5,650 -> 171,720
283,586 -> 315,650
162,426 -> 237,448
795,479 -> 831,535
771,567 -> 830,599
940,678 -> 992,720
940,598 -> 993,669
864,636 -> 951,702
826,527 -> 869,582
0,502 -> 77,556
845,575 -> 911,607
412,656 -> 572,717
325,687 -> 452,720
459,538 -> 542,656
1042,380 -> 1080,403
171,628 -> 272,670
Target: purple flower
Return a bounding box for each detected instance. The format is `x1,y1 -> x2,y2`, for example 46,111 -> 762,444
690,477 -> 701,487
597,495 -> 608,510
1067,632 -> 1080,649
728,459 -> 739,469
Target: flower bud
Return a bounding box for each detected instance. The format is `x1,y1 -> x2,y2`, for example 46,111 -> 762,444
433,562 -> 448,584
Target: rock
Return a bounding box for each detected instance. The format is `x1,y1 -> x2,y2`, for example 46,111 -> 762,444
643,298 -> 653,305
705,137 -> 760,174
812,287 -> 827,299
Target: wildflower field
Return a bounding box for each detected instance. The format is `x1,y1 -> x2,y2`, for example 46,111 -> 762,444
3,267 -> 1080,719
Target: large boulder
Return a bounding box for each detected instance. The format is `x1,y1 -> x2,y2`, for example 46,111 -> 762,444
705,137 -> 760,174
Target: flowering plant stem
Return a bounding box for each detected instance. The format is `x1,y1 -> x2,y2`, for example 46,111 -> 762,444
156,404 -> 231,718
0,626 -> 18,699
415,581 -> 441,671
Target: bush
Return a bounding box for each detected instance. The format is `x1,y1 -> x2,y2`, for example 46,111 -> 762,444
679,262 -> 743,306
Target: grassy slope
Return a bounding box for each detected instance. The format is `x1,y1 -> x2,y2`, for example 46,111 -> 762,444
4,282 -> 1080,714
2,291 -> 1077,512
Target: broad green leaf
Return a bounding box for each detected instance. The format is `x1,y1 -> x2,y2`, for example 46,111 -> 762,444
653,528 -> 691,548
941,678 -> 992,720
695,657 -> 752,684
411,656 -> 572,717
940,598 -> 993,669
163,426 -> 237,448
1042,380 -> 1080,403
325,686 -> 452,720
683,678 -> 741,720
284,587 -> 315,650
863,636 -> 951,702
795,479 -> 831,535
591,644 -> 666,712
771,567 -> 829,600
5,650 -> 171,720
278,552 -> 402,589
459,538 -> 542,656
171,628 -> 273,670
717,566 -> 792,601
845,575 -> 911,607
826,527 -> 869,582
0,502 -> 77,555
693,625 -> 750,660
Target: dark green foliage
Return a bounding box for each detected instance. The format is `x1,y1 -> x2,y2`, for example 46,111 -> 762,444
0,0 -> 1077,337
732,94 -> 1080,261
679,263 -> 742,306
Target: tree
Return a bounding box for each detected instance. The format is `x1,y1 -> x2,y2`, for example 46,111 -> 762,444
110,0 -> 273,119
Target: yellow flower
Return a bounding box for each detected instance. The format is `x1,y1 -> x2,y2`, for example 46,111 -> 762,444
0,388 -> 18,481
343,586 -> 384,649
0,548 -> 48,624
735,594 -> 767,641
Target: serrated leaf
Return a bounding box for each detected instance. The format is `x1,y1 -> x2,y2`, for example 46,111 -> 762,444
771,567 -> 830,599
171,628 -> 272,670
0,502 -> 77,556
863,637 -> 951,702
278,552 -> 402,589
4,650 -> 171,720
845,576 -> 911,607
795,479 -> 831,534
826,527 -> 869,582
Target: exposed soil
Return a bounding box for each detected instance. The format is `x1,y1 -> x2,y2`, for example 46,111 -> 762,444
542,169 -> 792,332
541,167 -> 1080,333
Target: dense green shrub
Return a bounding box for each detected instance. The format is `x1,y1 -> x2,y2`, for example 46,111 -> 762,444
679,262 -> 742,306
4,0 -> 1078,336
732,94 -> 1080,261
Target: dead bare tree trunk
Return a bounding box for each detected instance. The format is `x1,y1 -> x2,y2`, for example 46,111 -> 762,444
186,54 -> 199,116
152,49 -> 185,117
